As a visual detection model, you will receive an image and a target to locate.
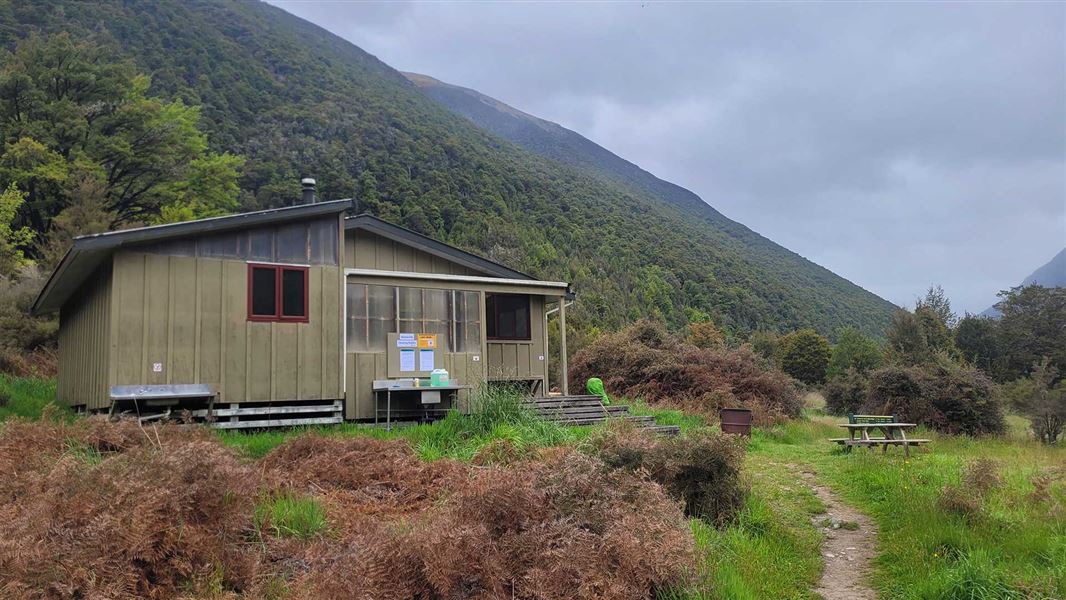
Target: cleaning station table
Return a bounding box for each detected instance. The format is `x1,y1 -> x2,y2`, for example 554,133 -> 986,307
371,379 -> 471,430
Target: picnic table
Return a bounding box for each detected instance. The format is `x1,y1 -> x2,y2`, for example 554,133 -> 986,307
829,415 -> 929,457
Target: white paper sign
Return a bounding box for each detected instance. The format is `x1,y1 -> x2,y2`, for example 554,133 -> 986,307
152,362 -> 163,373
397,333 -> 417,348
398,349 -> 416,371
419,349 -> 435,371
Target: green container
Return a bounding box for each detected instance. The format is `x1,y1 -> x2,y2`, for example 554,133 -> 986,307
430,369 -> 449,387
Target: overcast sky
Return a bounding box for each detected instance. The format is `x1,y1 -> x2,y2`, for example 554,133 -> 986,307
272,1 -> 1065,314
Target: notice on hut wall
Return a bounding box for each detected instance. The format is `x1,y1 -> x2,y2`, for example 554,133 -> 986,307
397,333 -> 417,348
417,334 -> 437,349
419,349 -> 435,371
398,348 -> 416,372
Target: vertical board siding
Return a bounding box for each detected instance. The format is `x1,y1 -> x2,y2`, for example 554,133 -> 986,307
110,252 -> 342,403
57,267 -> 112,410
346,350 -> 485,420
344,230 -> 481,276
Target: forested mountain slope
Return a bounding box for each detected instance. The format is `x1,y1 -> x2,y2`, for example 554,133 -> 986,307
1,0 -> 897,337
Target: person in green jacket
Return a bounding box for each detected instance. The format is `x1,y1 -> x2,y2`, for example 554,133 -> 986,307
586,377 -> 610,405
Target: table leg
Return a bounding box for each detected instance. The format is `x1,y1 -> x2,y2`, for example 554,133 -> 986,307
387,389 -> 391,432
899,427 -> 909,458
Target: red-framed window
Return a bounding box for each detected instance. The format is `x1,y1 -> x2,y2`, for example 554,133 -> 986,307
247,263 -> 309,323
486,293 -> 531,340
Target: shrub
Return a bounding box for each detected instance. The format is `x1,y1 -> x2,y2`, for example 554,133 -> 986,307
569,320 -> 801,424
865,364 -> 1004,436
777,329 -> 831,385
824,368 -> 869,416
584,420 -> 746,526
0,268 -> 58,377
686,320 -> 725,348
865,365 -> 929,422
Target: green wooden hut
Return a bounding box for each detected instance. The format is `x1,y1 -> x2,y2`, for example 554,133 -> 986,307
33,186 -> 572,427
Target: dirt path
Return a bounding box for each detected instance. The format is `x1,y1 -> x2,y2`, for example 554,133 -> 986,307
800,470 -> 879,600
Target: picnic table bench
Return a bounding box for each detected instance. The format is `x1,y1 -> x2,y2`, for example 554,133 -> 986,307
829,414 -> 930,457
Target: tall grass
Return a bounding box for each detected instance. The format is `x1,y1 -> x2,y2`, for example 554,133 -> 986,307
253,493 -> 328,540
219,386 -> 579,461
0,375 -> 64,421
749,414 -> 1066,600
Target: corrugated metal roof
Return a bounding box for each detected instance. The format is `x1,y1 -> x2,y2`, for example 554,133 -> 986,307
32,200 -> 352,315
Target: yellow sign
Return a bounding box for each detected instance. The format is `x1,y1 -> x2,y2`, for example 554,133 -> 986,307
417,334 -> 437,349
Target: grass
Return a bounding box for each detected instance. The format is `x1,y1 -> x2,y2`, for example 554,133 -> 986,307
253,493 -> 328,540
218,385 -> 584,461
748,415 -> 1066,600
0,374 -> 64,421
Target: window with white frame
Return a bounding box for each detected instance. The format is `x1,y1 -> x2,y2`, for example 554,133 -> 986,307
346,284 -> 482,353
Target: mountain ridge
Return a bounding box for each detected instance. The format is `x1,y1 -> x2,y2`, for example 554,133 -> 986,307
981,248 -> 1066,317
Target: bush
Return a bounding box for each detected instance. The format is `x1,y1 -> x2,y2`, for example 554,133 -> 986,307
865,364 -> 1004,436
0,268 -> 58,377
777,329 -> 831,385
584,420 -> 746,526
569,320 -> 801,424
824,368 -> 869,416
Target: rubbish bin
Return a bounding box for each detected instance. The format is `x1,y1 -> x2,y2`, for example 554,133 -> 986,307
719,408 -> 753,436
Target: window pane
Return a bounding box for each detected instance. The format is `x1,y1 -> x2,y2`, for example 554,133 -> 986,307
398,287 -> 421,320
368,285 -> 395,320
368,319 -> 394,352
488,294 -> 530,339
424,289 -> 447,322
464,323 -> 481,352
251,267 -> 277,316
281,269 -> 306,317
248,229 -> 274,261
346,283 -> 367,319
348,317 -> 368,351
309,218 -> 338,265
398,319 -> 423,334
486,294 -> 496,338
276,223 -> 308,262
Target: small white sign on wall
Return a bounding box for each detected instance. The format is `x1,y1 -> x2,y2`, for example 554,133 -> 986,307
152,362 -> 163,373
538,355 -> 545,361
472,355 -> 481,362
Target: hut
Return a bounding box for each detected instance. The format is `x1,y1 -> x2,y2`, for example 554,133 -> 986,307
32,182 -> 573,427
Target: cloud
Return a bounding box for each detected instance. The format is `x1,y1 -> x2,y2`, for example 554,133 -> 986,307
271,0 -> 1065,314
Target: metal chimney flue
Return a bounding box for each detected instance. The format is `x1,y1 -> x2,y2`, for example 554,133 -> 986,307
301,177 -> 317,204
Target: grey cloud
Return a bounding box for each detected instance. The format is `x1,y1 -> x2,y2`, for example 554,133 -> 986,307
271,0 -> 1065,314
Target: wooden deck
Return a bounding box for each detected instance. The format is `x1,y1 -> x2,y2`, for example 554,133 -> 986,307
525,395 -> 680,435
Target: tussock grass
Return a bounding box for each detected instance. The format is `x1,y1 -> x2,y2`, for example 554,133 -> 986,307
254,493 -> 328,540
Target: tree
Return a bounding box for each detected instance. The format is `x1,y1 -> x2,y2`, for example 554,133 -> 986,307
0,33 -> 242,233
0,182 -> 33,277
778,329 -> 831,385
827,327 -> 882,380
917,285 -> 957,329
748,330 -> 779,364
954,314 -> 1002,377
995,286 -> 1066,381
1003,358 -> 1066,445
686,320 -> 725,349
885,309 -> 930,365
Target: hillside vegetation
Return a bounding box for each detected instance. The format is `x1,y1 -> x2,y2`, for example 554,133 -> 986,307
0,0 -> 895,338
